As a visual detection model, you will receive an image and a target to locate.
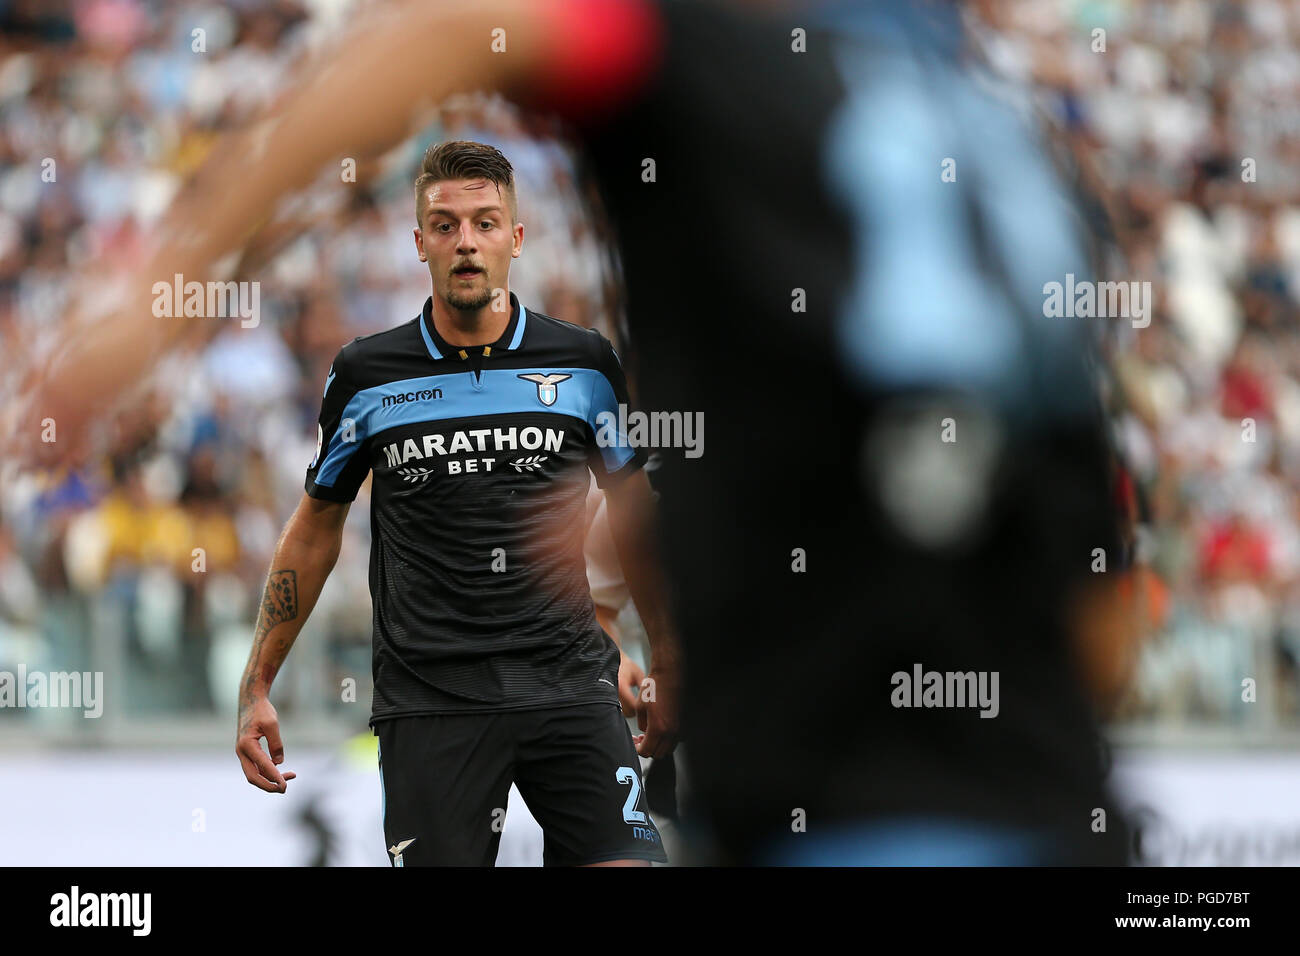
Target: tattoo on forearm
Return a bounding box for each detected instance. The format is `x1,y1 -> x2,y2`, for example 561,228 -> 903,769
239,570 -> 298,729
257,570 -> 299,642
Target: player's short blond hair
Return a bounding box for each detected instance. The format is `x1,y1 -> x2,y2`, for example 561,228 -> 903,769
414,140 -> 518,225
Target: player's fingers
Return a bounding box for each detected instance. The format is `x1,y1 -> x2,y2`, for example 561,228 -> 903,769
645,714 -> 677,759
636,728 -> 659,757
251,747 -> 290,792
264,722 -> 286,765
236,746 -> 280,793
236,739 -> 277,789
240,738 -> 289,792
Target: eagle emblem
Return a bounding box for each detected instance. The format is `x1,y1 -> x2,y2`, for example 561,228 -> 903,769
517,372 -> 572,407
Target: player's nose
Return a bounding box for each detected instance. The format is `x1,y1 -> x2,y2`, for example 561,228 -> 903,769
456,222 -> 478,252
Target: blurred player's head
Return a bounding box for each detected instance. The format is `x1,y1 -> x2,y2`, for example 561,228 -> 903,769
414,140 -> 523,312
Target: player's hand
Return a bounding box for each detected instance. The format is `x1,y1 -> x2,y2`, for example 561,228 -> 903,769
633,663 -> 680,760
236,695 -> 297,793
617,652 -> 645,718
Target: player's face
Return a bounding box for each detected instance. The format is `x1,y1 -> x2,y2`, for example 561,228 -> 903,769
415,178 -> 523,312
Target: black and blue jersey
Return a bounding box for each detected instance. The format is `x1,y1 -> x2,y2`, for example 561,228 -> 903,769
544,0 -> 1130,864
306,292 -> 645,722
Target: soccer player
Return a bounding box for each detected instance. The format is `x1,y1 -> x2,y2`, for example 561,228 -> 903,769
235,140 -> 677,866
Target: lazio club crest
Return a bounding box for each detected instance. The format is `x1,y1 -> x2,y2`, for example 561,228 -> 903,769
517,373 -> 572,407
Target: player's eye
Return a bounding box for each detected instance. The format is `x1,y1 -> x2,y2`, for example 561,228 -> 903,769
436,223 -> 453,233
478,220 -> 494,230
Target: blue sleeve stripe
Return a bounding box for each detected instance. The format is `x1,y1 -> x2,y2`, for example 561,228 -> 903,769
587,370 -> 635,472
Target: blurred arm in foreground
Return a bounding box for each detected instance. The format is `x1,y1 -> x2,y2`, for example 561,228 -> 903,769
9,0 -> 582,466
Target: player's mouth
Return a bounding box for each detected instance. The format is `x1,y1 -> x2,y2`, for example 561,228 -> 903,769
452,265 -> 484,280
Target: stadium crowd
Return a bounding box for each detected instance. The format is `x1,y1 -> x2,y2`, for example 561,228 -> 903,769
967,0 -> 1300,723
3,0 -> 1300,729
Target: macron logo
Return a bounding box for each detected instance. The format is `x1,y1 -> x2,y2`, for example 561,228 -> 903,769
382,388 -> 443,409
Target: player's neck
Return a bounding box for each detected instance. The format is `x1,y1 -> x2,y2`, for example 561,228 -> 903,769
430,291 -> 512,348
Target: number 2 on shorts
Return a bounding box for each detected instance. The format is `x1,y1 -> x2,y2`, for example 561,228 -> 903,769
615,766 -> 647,824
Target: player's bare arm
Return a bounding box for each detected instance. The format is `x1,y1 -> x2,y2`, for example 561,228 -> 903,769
603,469 -> 681,759
594,601 -> 646,717
235,494 -> 351,793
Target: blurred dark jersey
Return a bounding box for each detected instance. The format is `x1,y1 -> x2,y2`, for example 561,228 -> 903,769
305,292 -> 645,723
536,0 -> 1129,863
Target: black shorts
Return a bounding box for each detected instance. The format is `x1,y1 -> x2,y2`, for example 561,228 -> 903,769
375,702 -> 668,866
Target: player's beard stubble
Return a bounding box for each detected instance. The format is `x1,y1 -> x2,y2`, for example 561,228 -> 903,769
442,273 -> 494,312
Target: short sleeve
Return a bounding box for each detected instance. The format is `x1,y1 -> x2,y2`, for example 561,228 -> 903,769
305,346 -> 370,502
587,333 -> 649,488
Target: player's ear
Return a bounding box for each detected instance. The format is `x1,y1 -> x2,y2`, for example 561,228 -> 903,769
512,221 -> 524,258
413,227 -> 426,262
